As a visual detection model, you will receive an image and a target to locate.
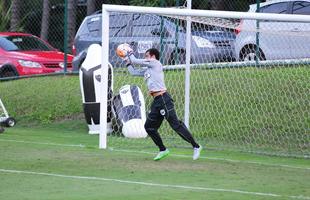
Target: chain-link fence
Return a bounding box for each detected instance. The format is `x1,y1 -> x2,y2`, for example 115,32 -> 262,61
0,0 -> 260,79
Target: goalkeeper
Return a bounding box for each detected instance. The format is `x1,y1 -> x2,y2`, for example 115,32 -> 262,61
119,44 -> 202,161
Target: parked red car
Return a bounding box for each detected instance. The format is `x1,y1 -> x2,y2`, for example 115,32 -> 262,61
0,32 -> 73,78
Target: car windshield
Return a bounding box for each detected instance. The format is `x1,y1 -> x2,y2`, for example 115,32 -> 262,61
0,35 -> 53,51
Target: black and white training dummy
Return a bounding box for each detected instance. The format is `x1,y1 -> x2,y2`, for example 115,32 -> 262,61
112,84 -> 147,138
79,44 -> 113,134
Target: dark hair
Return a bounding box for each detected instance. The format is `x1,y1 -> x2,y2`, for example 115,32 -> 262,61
146,48 -> 160,60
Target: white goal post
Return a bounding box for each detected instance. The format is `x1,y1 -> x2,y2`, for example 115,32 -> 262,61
99,4 -> 310,158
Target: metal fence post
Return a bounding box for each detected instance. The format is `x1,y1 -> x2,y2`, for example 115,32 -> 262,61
63,0 -> 68,74
255,0 -> 261,66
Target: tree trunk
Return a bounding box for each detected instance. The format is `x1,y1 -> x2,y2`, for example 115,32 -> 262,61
40,0 -> 50,40
87,0 -> 97,15
68,0 -> 77,48
10,0 -> 22,31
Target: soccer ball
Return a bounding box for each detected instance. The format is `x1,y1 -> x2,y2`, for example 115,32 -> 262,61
116,43 -> 133,58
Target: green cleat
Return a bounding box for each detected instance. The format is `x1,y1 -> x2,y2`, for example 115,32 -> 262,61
153,149 -> 170,161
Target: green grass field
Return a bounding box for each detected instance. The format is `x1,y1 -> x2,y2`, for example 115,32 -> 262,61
0,122 -> 309,200
0,66 -> 309,199
1,67 -> 309,156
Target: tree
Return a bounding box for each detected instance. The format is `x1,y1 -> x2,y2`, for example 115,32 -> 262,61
87,0 -> 97,15
10,0 -> 23,31
68,0 -> 77,48
41,0 -> 50,40
0,0 -> 11,31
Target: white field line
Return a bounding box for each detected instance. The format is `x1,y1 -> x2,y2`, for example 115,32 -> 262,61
0,138 -> 85,148
0,138 -> 309,171
0,168 -> 309,200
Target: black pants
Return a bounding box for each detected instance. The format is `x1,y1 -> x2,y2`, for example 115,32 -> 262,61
144,92 -> 199,151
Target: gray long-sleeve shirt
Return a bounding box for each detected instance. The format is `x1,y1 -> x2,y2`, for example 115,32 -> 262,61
127,54 -> 167,93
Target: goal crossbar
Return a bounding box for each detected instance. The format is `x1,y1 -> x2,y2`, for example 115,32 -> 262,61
102,4 -> 310,22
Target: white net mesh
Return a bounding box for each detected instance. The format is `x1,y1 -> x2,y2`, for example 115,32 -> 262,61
103,8 -> 310,157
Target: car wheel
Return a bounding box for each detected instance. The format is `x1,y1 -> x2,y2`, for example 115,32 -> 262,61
4,117 -> 16,127
0,68 -> 18,78
169,49 -> 186,65
240,46 -> 265,61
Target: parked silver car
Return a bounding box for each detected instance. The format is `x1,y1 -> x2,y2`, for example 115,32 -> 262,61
72,11 -> 236,70
235,0 -> 310,61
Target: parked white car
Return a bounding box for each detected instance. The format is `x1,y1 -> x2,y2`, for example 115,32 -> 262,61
235,0 -> 310,61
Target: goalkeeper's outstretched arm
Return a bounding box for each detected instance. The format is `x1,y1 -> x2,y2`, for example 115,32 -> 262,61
126,63 -> 146,76
128,54 -> 152,66
126,54 -> 151,76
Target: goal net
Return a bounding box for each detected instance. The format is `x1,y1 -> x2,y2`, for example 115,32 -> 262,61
100,5 -> 310,158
